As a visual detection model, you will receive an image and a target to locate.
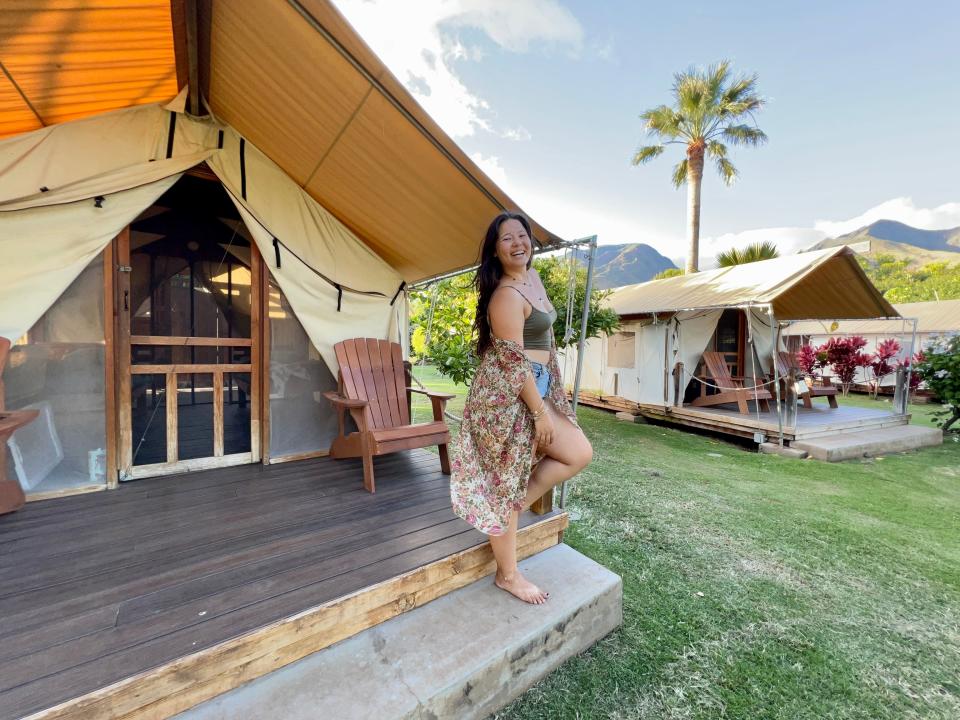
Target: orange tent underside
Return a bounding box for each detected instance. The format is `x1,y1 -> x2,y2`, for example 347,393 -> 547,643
0,0 -> 562,282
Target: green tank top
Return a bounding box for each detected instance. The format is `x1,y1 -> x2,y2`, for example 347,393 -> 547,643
522,306 -> 556,350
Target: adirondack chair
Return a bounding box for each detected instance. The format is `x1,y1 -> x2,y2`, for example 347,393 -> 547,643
324,338 -> 454,493
691,351 -> 773,414
772,351 -> 839,409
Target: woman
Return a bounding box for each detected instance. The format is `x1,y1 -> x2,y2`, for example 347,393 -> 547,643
450,212 -> 593,604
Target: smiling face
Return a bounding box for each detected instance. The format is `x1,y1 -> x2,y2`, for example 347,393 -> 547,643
495,218 -> 532,276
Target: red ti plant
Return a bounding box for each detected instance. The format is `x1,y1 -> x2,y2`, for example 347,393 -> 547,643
822,335 -> 871,395
797,344 -> 817,375
869,338 -> 902,397
897,350 -> 926,392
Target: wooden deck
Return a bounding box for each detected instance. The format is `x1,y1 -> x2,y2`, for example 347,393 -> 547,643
0,450 -> 566,720
577,393 -> 908,442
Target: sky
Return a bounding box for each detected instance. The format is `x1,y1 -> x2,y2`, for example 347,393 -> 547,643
330,0 -> 960,267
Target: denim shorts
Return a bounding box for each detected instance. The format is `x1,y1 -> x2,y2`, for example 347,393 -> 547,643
531,361 -> 551,398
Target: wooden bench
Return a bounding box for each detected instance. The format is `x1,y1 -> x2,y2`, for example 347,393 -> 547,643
324,338 -> 454,493
691,350 -> 772,414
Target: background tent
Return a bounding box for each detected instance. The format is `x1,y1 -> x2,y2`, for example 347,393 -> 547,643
571,247 -> 898,406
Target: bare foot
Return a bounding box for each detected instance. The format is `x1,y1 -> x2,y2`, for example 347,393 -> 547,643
495,570 -> 549,604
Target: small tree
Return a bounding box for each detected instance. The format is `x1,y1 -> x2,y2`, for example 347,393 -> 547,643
796,344 -> 818,375
868,338 -> 901,398
535,256 -> 620,349
408,277 -> 478,386
916,335 -> 960,432
821,335 -> 871,395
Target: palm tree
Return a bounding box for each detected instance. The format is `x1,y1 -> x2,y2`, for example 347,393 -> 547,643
633,61 -> 767,273
716,240 -> 779,267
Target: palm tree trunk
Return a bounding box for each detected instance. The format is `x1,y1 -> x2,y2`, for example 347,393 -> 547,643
685,143 -> 705,273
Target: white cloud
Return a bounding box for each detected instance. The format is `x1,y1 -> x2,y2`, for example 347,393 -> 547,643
469,152 -> 508,186
447,0 -> 583,53
332,0 -> 582,138
813,197 -> 960,237
500,126 -> 532,141
696,196 -> 960,268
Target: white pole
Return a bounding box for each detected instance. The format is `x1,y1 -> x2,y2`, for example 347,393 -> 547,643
905,317 -> 918,406
769,304 -> 784,446
560,234 -> 597,510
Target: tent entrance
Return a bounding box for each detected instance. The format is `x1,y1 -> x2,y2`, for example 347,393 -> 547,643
117,174 -> 262,480
711,309 -> 747,376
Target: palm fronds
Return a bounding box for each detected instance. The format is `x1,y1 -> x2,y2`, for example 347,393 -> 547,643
671,158 -> 689,188
716,241 -> 780,267
632,145 -> 665,165
632,59 -> 766,185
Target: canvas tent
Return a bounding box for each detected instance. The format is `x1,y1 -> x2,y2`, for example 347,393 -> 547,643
573,246 -> 898,407
0,0 -> 564,497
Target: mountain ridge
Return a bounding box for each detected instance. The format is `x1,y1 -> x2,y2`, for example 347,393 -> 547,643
587,243 -> 676,289
811,219 -> 960,266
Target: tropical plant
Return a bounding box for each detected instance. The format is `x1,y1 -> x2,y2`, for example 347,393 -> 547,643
867,338 -> 902,397
716,241 -> 779,267
796,344 -> 818,376
653,267 -> 684,280
821,335 -> 872,395
408,277 -> 478,386
898,351 -> 925,392
632,60 -> 767,273
408,257 -> 620,385
916,335 -> 960,432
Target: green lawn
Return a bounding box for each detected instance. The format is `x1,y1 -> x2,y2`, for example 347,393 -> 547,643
411,366 -> 960,719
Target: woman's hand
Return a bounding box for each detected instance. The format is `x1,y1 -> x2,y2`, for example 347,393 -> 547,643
533,410 -> 555,451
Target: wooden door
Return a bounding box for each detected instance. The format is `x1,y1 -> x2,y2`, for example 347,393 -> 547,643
115,222 -> 262,480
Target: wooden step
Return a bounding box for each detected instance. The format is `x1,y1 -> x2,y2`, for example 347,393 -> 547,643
176,544 -> 622,720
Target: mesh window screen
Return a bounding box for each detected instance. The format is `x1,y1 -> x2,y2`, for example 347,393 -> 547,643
4,259 -> 107,494
267,278 -> 338,459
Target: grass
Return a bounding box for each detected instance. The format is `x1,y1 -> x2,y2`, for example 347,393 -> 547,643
410,366 -> 960,719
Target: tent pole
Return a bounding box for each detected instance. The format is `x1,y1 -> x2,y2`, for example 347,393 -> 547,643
560,234 -> 597,510
769,304 -> 784,447
905,317 -> 918,406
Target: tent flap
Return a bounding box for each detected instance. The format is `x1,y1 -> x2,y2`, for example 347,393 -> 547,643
0,103 -> 406,373
0,174 -> 183,342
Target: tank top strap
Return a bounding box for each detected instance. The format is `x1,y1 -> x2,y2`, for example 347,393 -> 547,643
494,284 -> 535,309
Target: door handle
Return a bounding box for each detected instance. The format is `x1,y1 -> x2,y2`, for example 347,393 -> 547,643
124,290 -> 129,311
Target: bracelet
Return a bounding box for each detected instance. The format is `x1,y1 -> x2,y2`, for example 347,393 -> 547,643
531,402 -> 546,420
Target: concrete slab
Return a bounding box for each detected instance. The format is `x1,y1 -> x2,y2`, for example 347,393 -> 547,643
175,544 -> 622,720
792,424 -> 943,462
759,442 -> 808,459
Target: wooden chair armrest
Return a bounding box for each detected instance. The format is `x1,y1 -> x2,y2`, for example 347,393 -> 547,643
322,391 -> 368,409
407,388 -> 456,401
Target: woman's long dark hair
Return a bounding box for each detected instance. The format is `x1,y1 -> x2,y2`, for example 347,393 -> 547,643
474,212 -> 534,357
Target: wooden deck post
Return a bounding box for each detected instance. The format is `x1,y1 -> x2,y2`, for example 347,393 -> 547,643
530,487 -> 553,515
672,361 -> 683,406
